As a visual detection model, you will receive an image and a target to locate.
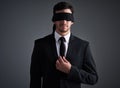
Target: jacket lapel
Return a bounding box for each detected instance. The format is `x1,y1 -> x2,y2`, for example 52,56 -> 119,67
66,35 -> 75,61
50,34 -> 59,59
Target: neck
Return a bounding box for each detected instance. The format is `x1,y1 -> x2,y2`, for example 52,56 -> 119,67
56,30 -> 70,36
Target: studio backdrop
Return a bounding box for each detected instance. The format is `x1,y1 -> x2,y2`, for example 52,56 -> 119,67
0,0 -> 120,88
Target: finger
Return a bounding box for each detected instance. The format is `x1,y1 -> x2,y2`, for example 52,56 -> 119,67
56,59 -> 60,64
59,56 -> 62,59
58,56 -> 60,58
58,56 -> 62,61
58,57 -> 64,63
62,56 -> 68,63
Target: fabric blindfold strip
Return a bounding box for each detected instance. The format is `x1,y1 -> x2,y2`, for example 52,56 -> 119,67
52,13 -> 74,22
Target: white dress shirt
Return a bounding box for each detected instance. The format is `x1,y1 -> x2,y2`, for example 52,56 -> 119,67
54,31 -> 71,57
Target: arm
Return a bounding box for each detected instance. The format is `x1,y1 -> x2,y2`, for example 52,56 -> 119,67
30,40 -> 42,88
67,43 -> 98,85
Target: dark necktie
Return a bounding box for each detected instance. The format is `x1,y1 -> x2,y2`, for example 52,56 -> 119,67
59,37 -> 66,57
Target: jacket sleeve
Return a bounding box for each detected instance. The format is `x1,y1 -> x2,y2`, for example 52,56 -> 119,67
67,43 -> 98,85
30,40 -> 42,88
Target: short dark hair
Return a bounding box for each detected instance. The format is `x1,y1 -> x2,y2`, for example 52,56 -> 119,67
53,2 -> 74,14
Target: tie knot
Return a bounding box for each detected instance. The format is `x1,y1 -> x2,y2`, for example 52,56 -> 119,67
59,37 -> 65,42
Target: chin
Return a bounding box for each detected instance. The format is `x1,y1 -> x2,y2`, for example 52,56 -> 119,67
60,29 -> 68,33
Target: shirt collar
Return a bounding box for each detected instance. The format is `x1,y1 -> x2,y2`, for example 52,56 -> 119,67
55,31 -> 71,43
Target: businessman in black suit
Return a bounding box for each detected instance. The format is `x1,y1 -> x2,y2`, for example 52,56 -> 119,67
30,1 -> 98,88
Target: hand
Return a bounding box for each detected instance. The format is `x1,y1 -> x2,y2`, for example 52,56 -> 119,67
56,56 -> 71,74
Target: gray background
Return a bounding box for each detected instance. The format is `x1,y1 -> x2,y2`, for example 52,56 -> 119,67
0,0 -> 120,88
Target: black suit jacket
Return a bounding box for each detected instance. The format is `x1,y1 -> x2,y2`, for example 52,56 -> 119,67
30,33 -> 98,88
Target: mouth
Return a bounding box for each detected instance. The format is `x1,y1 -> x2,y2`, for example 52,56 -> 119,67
60,24 -> 67,27
61,25 -> 67,29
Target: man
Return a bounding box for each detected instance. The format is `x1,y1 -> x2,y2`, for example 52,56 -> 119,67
30,1 -> 98,88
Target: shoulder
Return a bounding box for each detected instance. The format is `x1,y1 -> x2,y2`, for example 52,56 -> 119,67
71,35 -> 91,50
71,35 -> 89,45
34,34 -> 53,44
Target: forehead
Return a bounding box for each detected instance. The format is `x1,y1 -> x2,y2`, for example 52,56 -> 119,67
55,9 -> 72,14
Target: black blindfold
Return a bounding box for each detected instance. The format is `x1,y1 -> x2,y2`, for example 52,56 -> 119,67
52,13 -> 74,22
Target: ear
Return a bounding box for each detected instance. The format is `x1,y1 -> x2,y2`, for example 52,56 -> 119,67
71,22 -> 74,25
